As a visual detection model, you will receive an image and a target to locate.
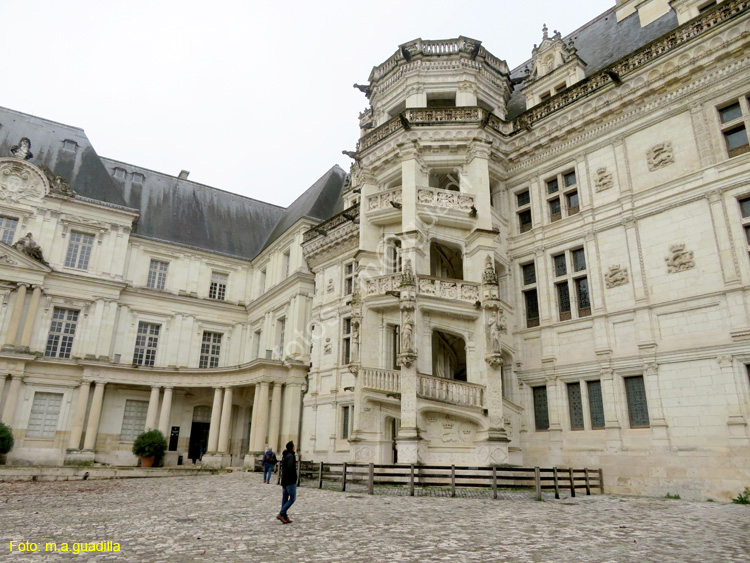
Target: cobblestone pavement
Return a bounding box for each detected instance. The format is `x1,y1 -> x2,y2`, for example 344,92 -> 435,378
1,471 -> 748,562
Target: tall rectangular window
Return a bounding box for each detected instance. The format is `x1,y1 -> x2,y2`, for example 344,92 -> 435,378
276,319 -> 286,359
199,331 -> 222,368
342,317 -> 352,364
719,98 -> 750,158
522,261 -> 539,328
147,259 -> 168,290
45,308 -> 79,359
567,382 -> 584,430
119,399 -> 149,441
252,329 -> 262,360
386,239 -> 402,273
0,216 -> 19,245
587,380 -> 605,429
344,261 -> 357,295
341,406 -> 351,439
27,392 -> 63,438
533,386 -> 549,431
386,324 -> 400,369
624,376 -> 650,428
282,250 -> 290,279
545,169 -> 579,222
133,322 -> 160,367
64,231 -> 94,270
552,248 -> 590,320
209,272 -> 228,300
516,189 -> 532,233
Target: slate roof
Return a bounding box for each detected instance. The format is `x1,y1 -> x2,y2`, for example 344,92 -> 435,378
0,106 -> 346,261
505,6 -> 680,119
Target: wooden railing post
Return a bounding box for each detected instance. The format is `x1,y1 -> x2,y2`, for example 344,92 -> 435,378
568,467 -> 576,498
318,461 -> 324,489
451,465 -> 456,498
409,464 -> 415,497
534,467 -> 542,500
599,468 -> 604,494
341,462 -> 347,492
492,466 -> 498,500
584,468 -> 591,495
553,467 -> 560,500
368,463 -> 374,495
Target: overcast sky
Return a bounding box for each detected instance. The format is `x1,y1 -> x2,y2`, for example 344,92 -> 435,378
1,0 -> 609,207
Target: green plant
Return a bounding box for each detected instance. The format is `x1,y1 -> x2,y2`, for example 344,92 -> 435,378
131,429 -> 167,459
0,422 -> 14,454
665,493 -> 681,500
732,487 -> 750,504
706,498 -> 715,502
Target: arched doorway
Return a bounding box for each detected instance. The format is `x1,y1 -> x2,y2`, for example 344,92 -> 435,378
431,330 -> 467,381
188,405 -> 211,464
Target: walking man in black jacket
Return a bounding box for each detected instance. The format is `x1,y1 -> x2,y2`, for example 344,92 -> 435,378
277,441 -> 297,524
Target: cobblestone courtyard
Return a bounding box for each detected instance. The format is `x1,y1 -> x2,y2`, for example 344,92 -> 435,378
1,471 -> 748,562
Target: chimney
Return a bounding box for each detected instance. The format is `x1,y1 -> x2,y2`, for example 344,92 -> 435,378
178,170 -> 190,180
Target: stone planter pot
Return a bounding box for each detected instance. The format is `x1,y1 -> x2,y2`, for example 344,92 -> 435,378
0,453 -> 7,465
140,456 -> 155,468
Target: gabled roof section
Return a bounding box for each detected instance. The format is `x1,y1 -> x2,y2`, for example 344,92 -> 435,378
0,106 -> 124,204
506,6 -> 679,119
260,165 -> 348,252
99,157 -> 285,260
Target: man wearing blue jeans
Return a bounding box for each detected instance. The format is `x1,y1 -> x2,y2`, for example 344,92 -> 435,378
277,441 -> 297,524
262,446 -> 276,484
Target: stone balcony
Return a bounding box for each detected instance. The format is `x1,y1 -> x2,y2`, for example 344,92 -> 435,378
357,107 -> 503,153
365,186 -> 402,225
361,273 -> 480,305
301,204 -> 360,267
416,186 -> 476,229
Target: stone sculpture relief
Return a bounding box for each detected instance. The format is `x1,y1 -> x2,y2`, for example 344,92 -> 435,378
401,311 -> 414,352
13,233 -> 48,265
594,167 -> 614,191
666,244 -> 695,273
482,255 -> 498,285
10,137 -> 33,160
647,142 -> 675,171
323,338 -> 332,355
604,264 -> 629,288
326,279 -> 334,293
0,161 -> 45,203
486,310 -> 507,353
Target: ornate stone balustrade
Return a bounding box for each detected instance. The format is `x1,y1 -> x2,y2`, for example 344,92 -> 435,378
417,276 -> 479,303
362,273 -> 402,297
302,204 -> 359,244
406,107 -> 483,124
366,187 -> 402,212
416,186 -> 475,211
361,367 -> 401,393
417,373 -> 485,408
358,116 -> 404,152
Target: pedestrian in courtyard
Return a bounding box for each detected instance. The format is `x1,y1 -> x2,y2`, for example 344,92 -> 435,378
277,441 -> 297,524
262,446 -> 277,484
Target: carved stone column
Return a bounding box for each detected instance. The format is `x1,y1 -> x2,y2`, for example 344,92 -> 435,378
145,386 -> 161,431
643,362 -> 670,448
267,383 -> 283,453
251,382 -> 271,453
206,387 -> 223,453
204,387 -> 233,468
19,285 -> 42,350
396,261 -> 420,464
64,381 -> 93,465
158,387 -> 173,437
3,284 -> 27,349
0,375 -> 23,425
82,382 -> 106,452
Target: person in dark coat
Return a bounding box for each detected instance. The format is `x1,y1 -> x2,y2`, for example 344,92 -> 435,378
262,446 -> 277,484
277,441 -> 297,524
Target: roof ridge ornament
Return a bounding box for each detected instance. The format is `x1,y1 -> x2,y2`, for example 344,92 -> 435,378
10,137 -> 33,161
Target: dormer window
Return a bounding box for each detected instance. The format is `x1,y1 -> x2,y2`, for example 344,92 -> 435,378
113,167 -> 126,180
62,139 -> 78,152
131,173 -> 144,184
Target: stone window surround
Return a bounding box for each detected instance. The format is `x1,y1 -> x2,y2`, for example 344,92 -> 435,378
342,316 -> 352,365
623,374 -> 650,428
550,246 -> 591,321
716,93 -> 750,158
343,260 -> 358,296
0,215 -> 19,245
146,258 -> 169,291
129,314 -> 168,367
26,391 -> 64,439
520,259 -> 539,328
199,330 -> 223,369
63,230 -> 96,271
544,167 -> 580,223
563,378 -> 606,431
209,270 -> 229,301
44,307 -> 80,359
119,398 -> 149,442
514,185 -> 533,234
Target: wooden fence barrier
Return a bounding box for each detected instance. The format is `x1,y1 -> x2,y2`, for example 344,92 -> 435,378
295,462 -> 604,499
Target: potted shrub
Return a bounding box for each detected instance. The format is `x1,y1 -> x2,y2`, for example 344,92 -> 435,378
132,429 -> 167,468
0,422 -> 14,465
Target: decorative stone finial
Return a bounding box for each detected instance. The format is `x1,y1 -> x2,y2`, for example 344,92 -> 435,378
542,24 -> 548,39
10,137 -> 33,161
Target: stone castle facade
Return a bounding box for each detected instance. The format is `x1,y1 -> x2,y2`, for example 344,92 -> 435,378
1,0 -> 750,499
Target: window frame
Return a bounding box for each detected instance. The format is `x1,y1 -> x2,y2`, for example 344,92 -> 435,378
624,375 -> 650,428
119,399 -> 149,441
342,316 -> 352,364
26,391 -> 64,439
515,188 -> 533,233
199,331 -> 222,368
341,405 -> 352,439
146,259 -> 169,290
521,260 -> 540,328
532,385 -> 550,431
64,231 -> 95,270
718,96 -> 750,158
133,321 -> 161,367
0,216 -> 19,246
545,169 -> 579,223
208,271 -> 228,301
551,247 -> 591,321
344,261 -> 358,295
45,307 -> 79,359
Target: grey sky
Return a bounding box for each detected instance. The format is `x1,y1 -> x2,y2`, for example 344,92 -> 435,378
1,0 -> 609,207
